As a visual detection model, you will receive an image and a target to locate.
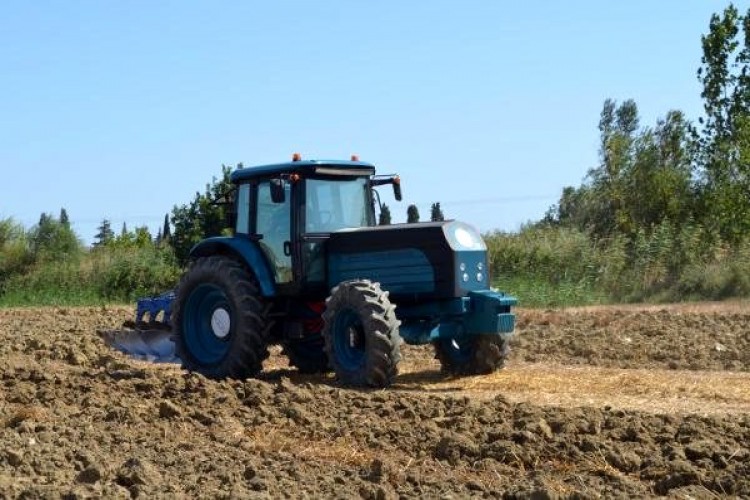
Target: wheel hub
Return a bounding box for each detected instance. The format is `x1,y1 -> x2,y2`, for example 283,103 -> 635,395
210,308 -> 231,339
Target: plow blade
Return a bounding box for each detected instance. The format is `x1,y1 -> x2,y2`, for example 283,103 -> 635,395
99,324 -> 179,363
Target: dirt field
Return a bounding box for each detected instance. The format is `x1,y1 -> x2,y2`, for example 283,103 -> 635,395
1,303 -> 749,498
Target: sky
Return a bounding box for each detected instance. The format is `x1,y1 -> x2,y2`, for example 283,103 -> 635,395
0,1 -> 732,243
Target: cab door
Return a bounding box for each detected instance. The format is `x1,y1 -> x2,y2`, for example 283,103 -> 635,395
255,179 -> 293,285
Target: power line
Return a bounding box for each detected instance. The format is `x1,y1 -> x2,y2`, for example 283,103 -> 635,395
412,194 -> 558,206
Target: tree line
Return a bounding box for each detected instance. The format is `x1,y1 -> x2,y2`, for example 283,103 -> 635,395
544,4 -> 750,246
484,4 -> 750,304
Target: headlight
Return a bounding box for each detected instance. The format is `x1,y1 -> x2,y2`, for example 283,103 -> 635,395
455,227 -> 482,249
442,221 -> 487,251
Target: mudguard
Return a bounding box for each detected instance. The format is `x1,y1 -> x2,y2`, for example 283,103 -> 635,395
189,236 -> 277,297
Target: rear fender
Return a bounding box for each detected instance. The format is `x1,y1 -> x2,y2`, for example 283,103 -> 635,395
189,236 -> 276,297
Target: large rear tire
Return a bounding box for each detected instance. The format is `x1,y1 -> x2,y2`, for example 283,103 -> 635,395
173,256 -> 270,379
322,280 -> 401,387
433,334 -> 509,375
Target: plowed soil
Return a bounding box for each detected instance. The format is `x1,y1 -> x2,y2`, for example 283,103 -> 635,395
1,303 -> 749,498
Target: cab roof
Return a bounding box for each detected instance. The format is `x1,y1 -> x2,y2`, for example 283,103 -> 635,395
230,159 -> 376,183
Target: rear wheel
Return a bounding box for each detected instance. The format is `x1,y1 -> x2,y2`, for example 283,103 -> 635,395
173,256 -> 270,379
433,334 -> 509,375
322,280 -> 401,387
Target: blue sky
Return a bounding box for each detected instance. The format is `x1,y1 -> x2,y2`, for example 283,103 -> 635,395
0,1 -> 728,243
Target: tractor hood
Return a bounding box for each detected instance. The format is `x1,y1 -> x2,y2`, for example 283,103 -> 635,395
326,221 -> 490,301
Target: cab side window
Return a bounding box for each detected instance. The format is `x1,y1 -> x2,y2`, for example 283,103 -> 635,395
256,181 -> 292,283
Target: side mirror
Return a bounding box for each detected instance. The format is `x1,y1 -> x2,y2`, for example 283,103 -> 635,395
270,179 -> 286,203
393,180 -> 402,201
370,174 -> 402,201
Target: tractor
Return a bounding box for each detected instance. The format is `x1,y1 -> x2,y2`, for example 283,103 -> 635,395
131,155 -> 517,388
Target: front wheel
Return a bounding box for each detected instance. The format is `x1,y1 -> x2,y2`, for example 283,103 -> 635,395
172,256 -> 270,379
322,280 -> 401,387
433,334 -> 509,375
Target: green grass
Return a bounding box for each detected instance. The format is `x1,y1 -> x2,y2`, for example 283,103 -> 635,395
0,286 -> 106,307
493,275 -> 608,309
0,245 -> 180,308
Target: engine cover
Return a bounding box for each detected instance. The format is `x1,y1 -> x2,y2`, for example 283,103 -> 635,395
326,220 -> 489,302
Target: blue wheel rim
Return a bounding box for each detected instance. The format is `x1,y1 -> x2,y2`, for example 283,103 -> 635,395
332,309 -> 366,371
440,336 -> 475,364
183,283 -> 233,365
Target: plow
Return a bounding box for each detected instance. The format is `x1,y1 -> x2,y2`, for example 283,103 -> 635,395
101,293 -> 178,362
103,155 -> 517,387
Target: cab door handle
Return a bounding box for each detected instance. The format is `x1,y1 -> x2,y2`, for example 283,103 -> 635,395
283,241 -> 292,256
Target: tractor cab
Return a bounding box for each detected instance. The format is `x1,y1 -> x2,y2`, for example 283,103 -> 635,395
228,154 -> 401,296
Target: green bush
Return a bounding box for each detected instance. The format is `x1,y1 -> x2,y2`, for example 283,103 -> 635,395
0,245 -> 180,306
0,218 -> 34,294
486,226 -> 600,284
91,246 -> 180,301
485,222 -> 750,306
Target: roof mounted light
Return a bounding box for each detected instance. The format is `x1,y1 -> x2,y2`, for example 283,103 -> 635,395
292,153 -> 302,161
351,154 -> 360,161
314,167 -> 374,176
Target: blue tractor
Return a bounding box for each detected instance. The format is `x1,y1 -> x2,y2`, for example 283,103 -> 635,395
137,155 -> 517,387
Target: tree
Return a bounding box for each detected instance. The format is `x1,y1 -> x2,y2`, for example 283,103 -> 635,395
170,164 -> 235,264
0,217 -> 32,280
547,99 -> 695,239
430,202 -> 445,222
121,222 -> 128,237
624,110 -> 694,230
0,217 -> 25,248
59,208 -> 70,228
134,226 -> 153,247
162,213 -> 171,241
696,4 -> 750,243
379,204 -> 392,225
584,98 -> 641,237
29,212 -> 81,259
407,204 -> 420,223
94,219 -> 115,247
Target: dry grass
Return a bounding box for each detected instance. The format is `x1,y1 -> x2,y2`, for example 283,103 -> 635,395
244,424 -> 377,466
545,299 -> 750,314
4,405 -> 50,428
397,362 -> 750,415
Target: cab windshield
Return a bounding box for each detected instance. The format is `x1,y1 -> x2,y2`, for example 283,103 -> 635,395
305,177 -> 370,232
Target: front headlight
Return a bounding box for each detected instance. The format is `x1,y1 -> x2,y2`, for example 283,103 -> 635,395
454,227 -> 483,250
443,221 -> 487,251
